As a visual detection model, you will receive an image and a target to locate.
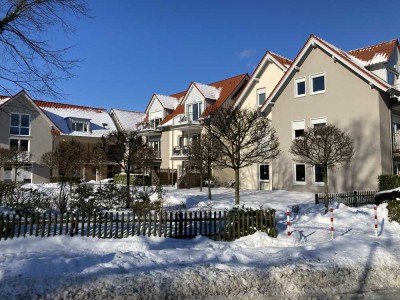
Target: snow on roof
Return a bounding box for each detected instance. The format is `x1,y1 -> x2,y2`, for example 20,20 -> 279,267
348,39 -> 398,67
34,100 -> 117,137
110,108 -> 146,131
193,82 -> 221,100
155,94 -> 179,110
0,96 -> 10,106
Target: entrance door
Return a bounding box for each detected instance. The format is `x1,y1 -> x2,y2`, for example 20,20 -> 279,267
259,164 -> 270,190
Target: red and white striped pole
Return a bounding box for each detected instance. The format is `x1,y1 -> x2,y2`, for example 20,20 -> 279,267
286,208 -> 291,237
374,205 -> 378,237
330,208 -> 334,240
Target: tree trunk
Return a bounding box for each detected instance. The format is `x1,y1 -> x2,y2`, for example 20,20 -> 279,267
235,168 -> 240,205
126,170 -> 131,208
323,165 -> 329,209
199,169 -> 203,192
207,165 -> 212,200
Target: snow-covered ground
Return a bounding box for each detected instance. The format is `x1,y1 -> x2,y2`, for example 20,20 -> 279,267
1,188 -> 400,299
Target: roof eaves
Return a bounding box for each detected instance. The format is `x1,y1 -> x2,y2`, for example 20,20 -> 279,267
260,35 -> 395,112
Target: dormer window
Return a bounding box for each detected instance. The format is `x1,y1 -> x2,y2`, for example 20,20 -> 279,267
149,118 -> 162,129
67,118 -> 90,132
187,103 -> 202,121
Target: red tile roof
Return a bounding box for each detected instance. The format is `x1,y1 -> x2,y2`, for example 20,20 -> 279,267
269,52 -> 293,68
348,39 -> 398,66
34,100 -> 107,113
161,73 -> 248,124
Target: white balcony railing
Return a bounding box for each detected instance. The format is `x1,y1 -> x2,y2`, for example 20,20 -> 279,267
393,133 -> 400,152
172,146 -> 189,157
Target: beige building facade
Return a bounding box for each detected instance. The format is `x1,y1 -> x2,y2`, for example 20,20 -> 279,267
258,35 -> 400,192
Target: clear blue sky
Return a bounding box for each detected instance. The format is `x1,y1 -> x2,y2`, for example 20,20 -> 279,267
50,0 -> 400,112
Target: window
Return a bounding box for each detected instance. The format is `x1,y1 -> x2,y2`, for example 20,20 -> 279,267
9,139 -> 29,151
294,77 -> 306,97
292,120 -> 305,139
310,73 -> 326,94
178,136 -> 184,147
10,113 -> 30,135
150,118 -> 162,128
314,165 -> 324,184
294,164 -> 306,184
71,121 -> 89,132
188,103 -> 202,121
259,164 -> 269,181
257,88 -> 266,106
311,117 -> 327,128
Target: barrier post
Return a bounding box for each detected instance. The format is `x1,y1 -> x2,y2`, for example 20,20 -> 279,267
330,208 -> 334,240
374,205 -> 378,237
286,208 -> 291,237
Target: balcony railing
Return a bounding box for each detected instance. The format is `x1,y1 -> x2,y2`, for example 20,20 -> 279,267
172,146 -> 189,157
393,133 -> 400,152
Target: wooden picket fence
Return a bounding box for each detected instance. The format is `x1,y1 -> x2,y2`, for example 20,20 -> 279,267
0,209 -> 277,241
315,191 -> 377,207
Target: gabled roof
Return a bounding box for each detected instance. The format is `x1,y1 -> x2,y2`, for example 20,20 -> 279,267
269,52 -> 293,69
0,90 -> 59,131
192,82 -> 221,100
110,108 -> 145,131
234,51 -> 292,108
143,94 -> 179,115
155,94 -> 179,110
161,73 -> 248,125
348,39 -> 398,66
260,34 -> 400,112
35,100 -> 117,137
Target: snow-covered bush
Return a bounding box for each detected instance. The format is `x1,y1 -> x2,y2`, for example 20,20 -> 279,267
387,200 -> 400,223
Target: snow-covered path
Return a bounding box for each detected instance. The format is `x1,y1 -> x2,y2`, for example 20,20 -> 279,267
1,188 -> 400,299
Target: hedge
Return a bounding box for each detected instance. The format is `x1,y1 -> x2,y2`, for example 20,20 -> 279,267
388,200 -> 400,223
114,174 -> 150,186
378,175 -> 400,191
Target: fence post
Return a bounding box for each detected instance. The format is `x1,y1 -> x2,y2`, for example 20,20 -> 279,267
353,191 -> 358,207
315,194 -> 319,204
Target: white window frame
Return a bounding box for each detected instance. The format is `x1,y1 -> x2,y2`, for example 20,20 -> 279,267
9,113 -> 31,136
292,120 -> 305,140
9,138 -> 30,152
257,88 -> 266,107
313,165 -> 325,186
310,117 -> 327,128
310,72 -> 326,95
259,164 -> 270,182
293,163 -> 306,185
187,102 -> 202,121
294,77 -> 306,98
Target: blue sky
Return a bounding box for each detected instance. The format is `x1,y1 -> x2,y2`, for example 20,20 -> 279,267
47,0 -> 400,112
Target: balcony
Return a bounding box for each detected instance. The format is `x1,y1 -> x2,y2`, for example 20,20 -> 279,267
393,133 -> 400,153
153,150 -> 161,159
172,146 -> 189,157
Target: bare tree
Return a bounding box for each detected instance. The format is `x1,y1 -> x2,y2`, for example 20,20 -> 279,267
41,139 -> 86,212
0,0 -> 89,98
290,124 -> 355,208
97,130 -> 149,207
189,133 -> 219,200
204,107 -> 280,205
90,146 -> 108,186
7,147 -> 31,183
0,147 -> 10,173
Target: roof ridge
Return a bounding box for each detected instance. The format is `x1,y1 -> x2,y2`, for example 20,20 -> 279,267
207,73 -> 248,85
269,51 -> 293,63
111,108 -> 144,114
34,100 -> 107,112
348,39 -> 398,53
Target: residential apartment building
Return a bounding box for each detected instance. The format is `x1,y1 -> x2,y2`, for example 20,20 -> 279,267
254,35 -> 400,192
0,91 -> 120,183
233,51 -> 292,190
137,74 -> 249,186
